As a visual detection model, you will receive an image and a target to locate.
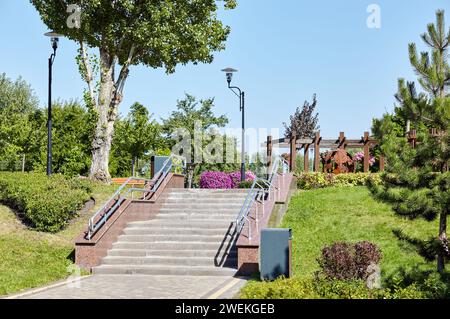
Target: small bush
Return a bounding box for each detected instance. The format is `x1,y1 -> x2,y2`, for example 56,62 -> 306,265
297,172 -> 382,190
238,180 -> 254,189
0,173 -> 93,232
317,241 -> 381,281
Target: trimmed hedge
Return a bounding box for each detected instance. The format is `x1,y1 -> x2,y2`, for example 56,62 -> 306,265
297,172 -> 382,190
0,173 -> 92,232
240,277 -> 425,299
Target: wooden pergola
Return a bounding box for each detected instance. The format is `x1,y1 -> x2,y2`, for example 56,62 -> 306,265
264,131 -> 385,173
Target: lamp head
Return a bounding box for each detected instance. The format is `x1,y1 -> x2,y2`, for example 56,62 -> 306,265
44,31 -> 63,51
221,67 -> 238,85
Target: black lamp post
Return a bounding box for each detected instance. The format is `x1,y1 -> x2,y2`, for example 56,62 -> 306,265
222,68 -> 245,182
44,31 -> 62,176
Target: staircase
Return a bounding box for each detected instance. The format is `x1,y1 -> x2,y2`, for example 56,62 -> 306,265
92,188 -> 249,276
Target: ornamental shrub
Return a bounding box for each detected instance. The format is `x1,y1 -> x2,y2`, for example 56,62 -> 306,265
317,241 -> 382,281
297,172 -> 382,190
0,172 -> 93,232
199,171 -> 233,189
200,171 -> 256,189
229,171 -> 256,188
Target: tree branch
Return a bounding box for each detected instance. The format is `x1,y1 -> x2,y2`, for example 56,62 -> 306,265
79,41 -> 97,108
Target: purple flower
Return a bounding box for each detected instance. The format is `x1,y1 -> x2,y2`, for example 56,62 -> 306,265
199,171 -> 233,189
229,171 -> 256,188
199,171 -> 256,189
353,152 -> 375,166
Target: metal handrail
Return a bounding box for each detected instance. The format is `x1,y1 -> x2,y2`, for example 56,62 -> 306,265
234,155 -> 290,240
86,154 -> 186,240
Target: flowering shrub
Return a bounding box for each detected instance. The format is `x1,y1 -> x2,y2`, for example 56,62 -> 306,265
200,171 -> 256,189
199,171 -> 233,189
353,151 -> 375,166
229,171 -> 256,188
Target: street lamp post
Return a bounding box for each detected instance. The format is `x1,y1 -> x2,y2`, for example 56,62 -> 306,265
222,68 -> 245,182
44,31 -> 62,176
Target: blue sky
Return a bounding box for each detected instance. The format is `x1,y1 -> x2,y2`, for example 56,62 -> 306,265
0,0 -> 448,143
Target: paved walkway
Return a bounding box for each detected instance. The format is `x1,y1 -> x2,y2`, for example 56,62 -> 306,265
9,275 -> 247,299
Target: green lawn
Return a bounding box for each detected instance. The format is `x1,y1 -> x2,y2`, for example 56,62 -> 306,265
0,183 -> 116,296
282,186 -> 437,279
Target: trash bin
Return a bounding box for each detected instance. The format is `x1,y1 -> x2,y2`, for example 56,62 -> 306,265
260,228 -> 292,281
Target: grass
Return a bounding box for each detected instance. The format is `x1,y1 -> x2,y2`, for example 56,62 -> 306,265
0,183 -> 117,296
281,186 -> 438,279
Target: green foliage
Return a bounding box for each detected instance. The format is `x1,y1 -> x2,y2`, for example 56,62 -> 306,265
384,266 -> 450,299
40,101 -> 93,176
31,0 -> 237,180
240,277 -> 425,299
238,180 -> 254,189
110,102 -> 163,177
0,235 -> 73,296
279,187 -> 437,280
371,10 -> 450,272
0,73 -> 43,171
297,172 -> 382,190
31,0 -> 236,73
162,94 -> 238,186
0,173 -> 92,232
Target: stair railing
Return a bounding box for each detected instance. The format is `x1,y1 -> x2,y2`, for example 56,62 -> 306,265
235,155 -> 290,240
86,154 -> 186,240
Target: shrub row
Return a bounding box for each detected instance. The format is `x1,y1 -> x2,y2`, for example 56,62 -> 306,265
239,277 -> 425,299
0,172 -> 93,232
297,172 -> 382,190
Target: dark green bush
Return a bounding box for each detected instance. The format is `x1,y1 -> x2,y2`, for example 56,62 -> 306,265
297,172 -> 382,190
0,173 -> 92,232
238,180 -> 254,189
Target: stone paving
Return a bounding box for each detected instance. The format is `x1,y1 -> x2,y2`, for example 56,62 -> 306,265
12,275 -> 246,299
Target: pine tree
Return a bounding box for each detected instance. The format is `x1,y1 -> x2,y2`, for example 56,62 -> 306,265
283,94 -> 320,139
371,10 -> 450,273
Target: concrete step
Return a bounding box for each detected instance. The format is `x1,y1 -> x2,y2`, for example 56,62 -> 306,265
127,220 -> 235,229
92,264 -> 237,276
160,203 -> 243,209
154,214 -> 236,220
157,209 -> 238,215
166,189 -> 249,194
123,227 -> 232,236
160,194 -> 248,200
102,256 -> 237,267
112,241 -> 232,251
117,234 -> 231,243
108,249 -> 237,258
160,198 -> 246,204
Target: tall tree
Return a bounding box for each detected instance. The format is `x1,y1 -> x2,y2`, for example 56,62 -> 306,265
111,102 -> 162,176
370,10 -> 450,273
31,0 -> 237,182
0,74 -> 42,171
162,94 -> 228,187
283,94 -> 320,138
